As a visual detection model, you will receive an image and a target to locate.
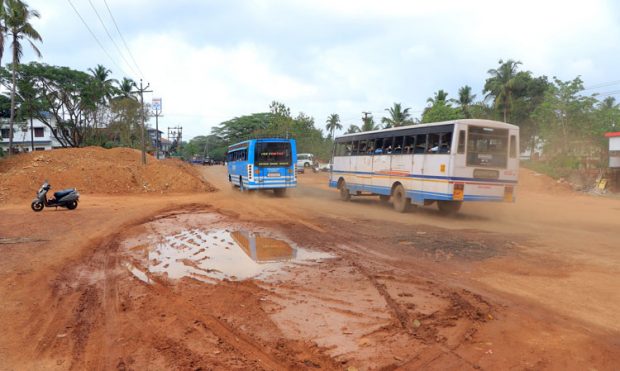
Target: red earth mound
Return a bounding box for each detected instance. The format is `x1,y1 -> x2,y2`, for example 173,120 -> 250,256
0,147 -> 216,204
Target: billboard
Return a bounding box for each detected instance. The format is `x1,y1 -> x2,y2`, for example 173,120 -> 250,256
152,98 -> 162,112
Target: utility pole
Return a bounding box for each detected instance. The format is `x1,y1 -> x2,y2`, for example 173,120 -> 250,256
133,79 -> 152,165
152,98 -> 163,159
362,111 -> 371,121
167,126 -> 183,155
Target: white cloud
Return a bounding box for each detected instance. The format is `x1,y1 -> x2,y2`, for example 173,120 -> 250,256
19,0 -> 620,139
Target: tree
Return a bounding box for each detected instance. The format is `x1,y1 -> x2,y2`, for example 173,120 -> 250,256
360,114 -> 378,132
325,113 -> 341,139
532,77 -> 598,158
345,124 -> 360,134
484,59 -> 522,122
421,102 -> 462,123
5,0 -> 41,155
0,62 -> 106,147
422,89 -> 462,123
426,90 -> 449,106
88,64 -> 118,103
381,102 -> 413,128
116,77 -> 136,99
453,85 -> 476,118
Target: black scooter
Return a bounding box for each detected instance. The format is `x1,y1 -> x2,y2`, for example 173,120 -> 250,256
31,181 -> 80,212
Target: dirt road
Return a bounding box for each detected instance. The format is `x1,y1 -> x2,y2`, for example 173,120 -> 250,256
0,165 -> 619,370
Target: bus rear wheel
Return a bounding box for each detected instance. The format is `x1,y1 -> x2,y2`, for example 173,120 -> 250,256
392,184 -> 410,213
339,181 -> 351,201
437,200 -> 462,215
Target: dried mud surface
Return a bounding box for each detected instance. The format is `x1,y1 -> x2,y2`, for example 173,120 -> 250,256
0,161 -> 619,370
0,147 -> 215,203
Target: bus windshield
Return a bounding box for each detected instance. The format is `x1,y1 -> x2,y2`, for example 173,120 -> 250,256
467,126 -> 508,168
255,142 -> 292,167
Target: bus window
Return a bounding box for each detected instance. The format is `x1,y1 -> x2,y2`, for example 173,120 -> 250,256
351,141 -> 359,155
403,135 -> 415,154
383,137 -> 394,154
359,140 -> 369,155
467,126 -> 509,168
393,136 -> 404,154
374,138 -> 384,154
335,142 -> 348,156
457,130 -> 466,154
438,132 -> 452,153
427,133 -> 441,153
414,134 -> 426,153
509,135 -> 517,158
255,142 -> 291,167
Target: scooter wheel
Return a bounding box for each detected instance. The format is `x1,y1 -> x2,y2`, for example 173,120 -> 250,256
31,201 -> 44,212
66,201 -> 78,210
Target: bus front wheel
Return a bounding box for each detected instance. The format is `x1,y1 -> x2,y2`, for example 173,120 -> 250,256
437,201 -> 462,215
392,184 -> 410,213
339,181 -> 351,201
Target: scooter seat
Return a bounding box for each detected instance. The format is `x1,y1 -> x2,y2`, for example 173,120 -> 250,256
54,188 -> 75,199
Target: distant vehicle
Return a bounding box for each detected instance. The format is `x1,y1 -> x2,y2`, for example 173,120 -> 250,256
297,153 -> 315,168
227,138 -> 297,196
329,119 -> 519,214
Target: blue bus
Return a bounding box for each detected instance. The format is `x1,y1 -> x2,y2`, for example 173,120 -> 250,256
227,138 -> 297,195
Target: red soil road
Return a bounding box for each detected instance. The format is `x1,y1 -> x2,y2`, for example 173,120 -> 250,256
0,165 -> 619,370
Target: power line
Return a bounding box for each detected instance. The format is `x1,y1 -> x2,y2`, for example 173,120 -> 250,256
582,80 -> 620,91
103,0 -> 146,79
66,0 -> 124,74
87,0 -> 137,77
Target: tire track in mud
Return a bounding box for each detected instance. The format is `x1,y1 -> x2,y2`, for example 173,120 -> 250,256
24,205 -> 290,370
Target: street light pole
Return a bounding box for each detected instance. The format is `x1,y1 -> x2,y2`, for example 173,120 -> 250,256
134,79 -> 152,165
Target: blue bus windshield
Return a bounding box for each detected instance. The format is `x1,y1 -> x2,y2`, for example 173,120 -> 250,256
255,142 -> 292,167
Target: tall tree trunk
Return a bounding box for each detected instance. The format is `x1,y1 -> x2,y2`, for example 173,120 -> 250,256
30,114 -> 34,151
8,37 -> 17,156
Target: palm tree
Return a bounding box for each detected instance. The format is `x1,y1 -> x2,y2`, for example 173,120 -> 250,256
381,102 -> 412,128
116,77 -> 136,99
0,0 -> 6,67
452,85 -> 476,118
484,59 -> 522,122
345,124 -> 360,134
5,0 -> 41,155
325,113 -> 342,140
361,115 -> 378,132
89,64 -> 118,102
426,90 -> 449,106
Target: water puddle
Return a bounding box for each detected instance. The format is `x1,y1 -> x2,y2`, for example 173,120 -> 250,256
124,223 -> 334,283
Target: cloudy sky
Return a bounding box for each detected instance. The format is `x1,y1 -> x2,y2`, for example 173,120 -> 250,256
21,0 -> 620,139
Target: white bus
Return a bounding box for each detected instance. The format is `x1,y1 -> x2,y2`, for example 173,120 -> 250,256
329,119 -> 519,214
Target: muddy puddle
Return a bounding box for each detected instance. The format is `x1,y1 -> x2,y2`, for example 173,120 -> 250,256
122,213 -> 334,283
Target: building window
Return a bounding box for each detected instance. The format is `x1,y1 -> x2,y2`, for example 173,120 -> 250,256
1,128 -> 10,139
34,127 -> 44,137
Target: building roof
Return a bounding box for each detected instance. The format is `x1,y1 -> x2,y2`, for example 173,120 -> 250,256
605,132 -> 620,138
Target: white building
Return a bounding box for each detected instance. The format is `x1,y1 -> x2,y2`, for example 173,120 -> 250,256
606,131 -> 620,168
0,117 -> 63,153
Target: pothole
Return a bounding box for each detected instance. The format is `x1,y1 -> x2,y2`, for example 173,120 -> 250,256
122,213 -> 334,283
